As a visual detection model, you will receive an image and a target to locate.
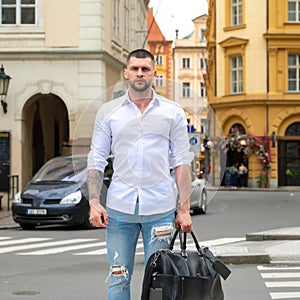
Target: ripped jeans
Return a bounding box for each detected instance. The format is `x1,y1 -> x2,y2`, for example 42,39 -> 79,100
106,207 -> 175,300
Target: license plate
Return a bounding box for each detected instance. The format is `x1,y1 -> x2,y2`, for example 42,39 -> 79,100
26,209 -> 47,215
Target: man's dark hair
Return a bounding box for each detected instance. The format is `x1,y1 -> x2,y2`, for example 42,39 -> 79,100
126,49 -> 155,64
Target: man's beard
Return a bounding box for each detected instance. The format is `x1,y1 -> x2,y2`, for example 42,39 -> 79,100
128,79 -> 152,92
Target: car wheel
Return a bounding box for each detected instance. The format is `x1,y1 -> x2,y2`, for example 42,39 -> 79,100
193,189 -> 207,214
20,223 -> 36,230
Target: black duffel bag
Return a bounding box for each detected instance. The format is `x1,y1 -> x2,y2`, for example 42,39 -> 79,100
141,227 -> 231,300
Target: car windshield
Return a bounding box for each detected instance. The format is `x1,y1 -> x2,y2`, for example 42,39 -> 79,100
32,156 -> 87,183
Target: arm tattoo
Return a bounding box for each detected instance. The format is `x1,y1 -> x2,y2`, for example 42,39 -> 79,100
87,169 -> 104,201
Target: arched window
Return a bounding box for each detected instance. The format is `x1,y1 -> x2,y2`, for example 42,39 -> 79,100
229,123 -> 246,134
285,122 -> 300,136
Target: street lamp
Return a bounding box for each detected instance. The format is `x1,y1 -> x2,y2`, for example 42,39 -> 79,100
0,65 -> 11,114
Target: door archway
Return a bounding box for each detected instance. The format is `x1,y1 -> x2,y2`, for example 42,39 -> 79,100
22,93 -> 69,184
278,122 -> 300,186
222,123 -> 248,187
227,123 -> 247,166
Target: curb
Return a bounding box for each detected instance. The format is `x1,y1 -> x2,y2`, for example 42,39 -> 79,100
0,224 -> 19,230
216,253 -> 270,265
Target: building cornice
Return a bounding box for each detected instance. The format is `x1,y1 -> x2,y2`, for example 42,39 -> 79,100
264,32 -> 300,39
0,50 -> 125,68
210,98 -> 300,109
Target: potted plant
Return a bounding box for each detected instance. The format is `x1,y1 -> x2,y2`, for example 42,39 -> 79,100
257,174 -> 267,188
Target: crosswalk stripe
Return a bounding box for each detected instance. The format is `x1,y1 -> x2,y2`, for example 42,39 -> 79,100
265,281 -> 300,287
74,247 -> 108,256
0,237 -> 11,241
270,292 -> 300,299
0,238 -> 97,254
258,266 -> 300,271
17,241 -> 107,255
74,242 -> 144,256
178,237 -> 245,250
261,272 -> 300,279
0,237 -> 51,246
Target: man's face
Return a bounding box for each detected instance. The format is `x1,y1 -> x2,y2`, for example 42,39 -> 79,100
124,57 -> 156,92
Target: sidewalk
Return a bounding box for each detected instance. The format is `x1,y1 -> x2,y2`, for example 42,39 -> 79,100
1,207 -> 300,264
0,207 -> 18,229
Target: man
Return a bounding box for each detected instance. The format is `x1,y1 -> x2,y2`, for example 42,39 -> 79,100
87,49 -> 193,300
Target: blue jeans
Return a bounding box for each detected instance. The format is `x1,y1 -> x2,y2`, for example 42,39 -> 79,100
106,208 -> 175,300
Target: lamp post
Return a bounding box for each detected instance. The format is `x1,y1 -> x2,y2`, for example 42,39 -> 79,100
0,65 -> 11,114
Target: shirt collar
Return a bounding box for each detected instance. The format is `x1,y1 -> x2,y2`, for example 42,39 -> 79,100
121,88 -> 161,106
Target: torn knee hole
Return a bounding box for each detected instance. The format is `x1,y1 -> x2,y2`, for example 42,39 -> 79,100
111,265 -> 128,276
153,224 -> 173,238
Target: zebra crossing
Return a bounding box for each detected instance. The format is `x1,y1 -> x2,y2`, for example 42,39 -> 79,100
0,235 -> 244,256
258,265 -> 300,299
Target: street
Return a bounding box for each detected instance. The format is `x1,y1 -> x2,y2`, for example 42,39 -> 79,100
0,190 -> 300,299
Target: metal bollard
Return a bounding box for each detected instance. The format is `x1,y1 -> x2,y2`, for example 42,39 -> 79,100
0,195 -> 3,210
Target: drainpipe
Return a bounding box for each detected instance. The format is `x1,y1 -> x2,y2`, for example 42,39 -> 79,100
266,0 -> 269,135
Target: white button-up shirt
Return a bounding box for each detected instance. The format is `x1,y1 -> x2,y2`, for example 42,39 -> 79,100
87,90 -> 193,215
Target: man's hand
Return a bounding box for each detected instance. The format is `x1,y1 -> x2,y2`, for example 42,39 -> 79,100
89,198 -> 108,228
175,209 -> 192,233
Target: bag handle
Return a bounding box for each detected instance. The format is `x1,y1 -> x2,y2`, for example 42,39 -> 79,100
169,227 -> 201,253
169,226 -> 231,280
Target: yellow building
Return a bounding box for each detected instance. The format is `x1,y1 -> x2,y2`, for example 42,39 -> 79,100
206,0 -> 300,187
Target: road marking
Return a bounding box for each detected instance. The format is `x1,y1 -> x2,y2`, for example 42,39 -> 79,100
75,242 -> 144,256
261,272 -> 300,279
0,238 -> 97,254
265,281 -> 300,287
258,265 -> 300,299
0,236 -> 245,256
74,247 -> 108,256
17,241 -> 107,255
0,237 -> 11,241
258,266 -> 300,271
0,237 -> 51,246
270,292 -> 300,299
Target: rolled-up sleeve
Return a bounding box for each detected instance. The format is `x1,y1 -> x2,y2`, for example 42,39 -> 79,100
169,109 -> 194,168
87,107 -> 111,173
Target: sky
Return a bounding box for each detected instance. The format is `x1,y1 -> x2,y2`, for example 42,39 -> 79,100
148,0 -> 208,40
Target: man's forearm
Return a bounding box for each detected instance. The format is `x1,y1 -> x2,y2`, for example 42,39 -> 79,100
174,165 -> 191,211
87,169 -> 104,201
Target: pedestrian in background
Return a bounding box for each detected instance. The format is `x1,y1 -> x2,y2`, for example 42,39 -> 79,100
229,163 -> 238,188
239,162 -> 248,187
87,49 -> 193,300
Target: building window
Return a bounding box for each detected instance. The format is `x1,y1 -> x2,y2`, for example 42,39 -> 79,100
288,54 -> 300,92
124,0 -> 129,44
0,0 -> 36,25
230,55 -> 243,94
182,58 -> 190,69
182,82 -> 191,98
112,0 -> 120,35
200,28 -> 206,41
200,57 -> 207,69
231,0 -> 242,26
156,55 -> 163,65
200,82 -> 206,97
155,75 -> 164,87
288,0 -> 300,22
